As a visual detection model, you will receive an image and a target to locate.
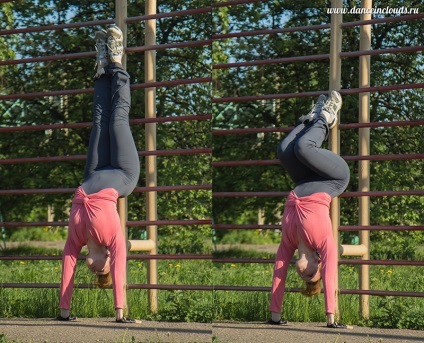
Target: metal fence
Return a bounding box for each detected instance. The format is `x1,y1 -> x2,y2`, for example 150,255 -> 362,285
211,0 -> 424,319
0,0 -> 212,313
0,0 -> 423,319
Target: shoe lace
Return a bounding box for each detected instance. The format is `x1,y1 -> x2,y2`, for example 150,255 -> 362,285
323,98 -> 338,113
107,37 -> 123,56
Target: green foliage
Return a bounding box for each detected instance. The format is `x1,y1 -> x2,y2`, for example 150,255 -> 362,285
366,296 -> 424,330
217,229 -> 280,245
1,1 -> 211,255
212,0 -> 424,257
8,227 -> 67,242
0,247 -> 212,322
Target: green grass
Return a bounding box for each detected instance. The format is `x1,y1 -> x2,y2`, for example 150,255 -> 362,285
1,246 -> 423,330
0,246 -> 212,322
212,249 -> 424,329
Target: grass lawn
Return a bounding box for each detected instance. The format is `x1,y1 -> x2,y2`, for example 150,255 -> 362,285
0,245 -> 423,329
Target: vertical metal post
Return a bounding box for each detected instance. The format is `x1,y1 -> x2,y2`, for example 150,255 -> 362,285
145,0 -> 158,313
329,0 -> 343,320
359,0 -> 372,320
115,0 -> 128,314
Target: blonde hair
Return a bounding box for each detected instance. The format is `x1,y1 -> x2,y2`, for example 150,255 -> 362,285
94,272 -> 112,288
301,280 -> 322,297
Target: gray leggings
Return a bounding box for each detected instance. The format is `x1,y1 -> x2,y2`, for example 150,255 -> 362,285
277,115 -> 350,198
81,63 -> 140,197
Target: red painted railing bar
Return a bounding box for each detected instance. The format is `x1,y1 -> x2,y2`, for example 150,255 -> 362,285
126,40 -> 212,54
340,46 -> 424,59
0,256 -> 63,261
141,148 -> 212,157
214,257 -> 424,267
213,190 -> 423,198
0,117 -> 416,135
0,77 -> 211,101
128,284 -> 213,291
212,24 -> 330,40
0,8 -> 212,37
135,184 -> 212,192
128,220 -> 212,226
212,160 -> 278,167
214,258 -> 274,263
213,192 -> 289,198
213,224 -> 281,230
211,154 -> 423,167
0,155 -> 86,165
0,52 -> 95,66
213,54 -> 329,70
213,224 -> 423,231
213,90 -> 324,103
0,222 -> 68,227
212,120 -> 424,136
341,83 -> 424,95
0,254 -> 211,261
0,19 -> 114,36
4,82 -> 421,102
131,77 -> 212,90
340,120 -> 424,130
0,188 -> 76,195
0,219 -> 211,228
128,254 -> 211,260
0,115 -> 211,133
127,7 -> 212,23
340,225 -> 424,231
212,0 -> 265,8
213,83 -> 424,103
341,190 -> 424,197
343,153 -> 424,161
0,184 -> 211,195
341,259 -> 424,267
341,14 -> 424,28
341,289 -> 424,297
213,127 -> 290,135
212,286 -> 424,297
193,46 -> 424,69
213,285 -> 273,292
1,40 -> 211,66
0,148 -> 212,165
0,283 -> 213,291
0,88 -> 93,101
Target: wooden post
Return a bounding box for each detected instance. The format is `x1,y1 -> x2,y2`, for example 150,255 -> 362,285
358,0 -> 372,320
115,0 -> 128,314
329,0 -> 343,320
145,0 -> 158,313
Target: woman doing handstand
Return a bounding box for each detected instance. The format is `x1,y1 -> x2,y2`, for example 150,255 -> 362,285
57,25 -> 140,323
269,91 -> 352,328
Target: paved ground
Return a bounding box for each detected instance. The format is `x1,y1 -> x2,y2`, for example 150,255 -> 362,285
213,321 -> 424,343
1,319 -> 424,343
0,318 -> 211,343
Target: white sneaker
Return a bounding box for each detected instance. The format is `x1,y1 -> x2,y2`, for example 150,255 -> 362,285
321,90 -> 342,129
298,94 -> 327,124
106,25 -> 124,64
94,29 -> 108,78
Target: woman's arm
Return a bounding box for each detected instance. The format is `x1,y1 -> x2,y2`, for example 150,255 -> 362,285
269,238 -> 296,314
108,227 -> 127,318
59,238 -> 82,310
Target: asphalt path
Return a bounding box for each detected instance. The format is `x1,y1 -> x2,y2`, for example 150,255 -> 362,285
1,319 -> 424,343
